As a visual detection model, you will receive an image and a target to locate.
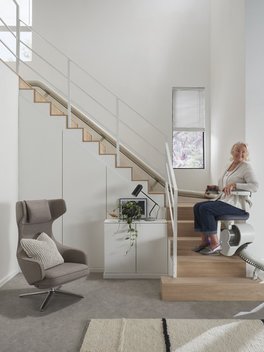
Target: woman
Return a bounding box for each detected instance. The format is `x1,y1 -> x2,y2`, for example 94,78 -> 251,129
193,142 -> 258,255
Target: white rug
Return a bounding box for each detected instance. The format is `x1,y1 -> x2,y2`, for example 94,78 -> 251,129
80,318 -> 264,352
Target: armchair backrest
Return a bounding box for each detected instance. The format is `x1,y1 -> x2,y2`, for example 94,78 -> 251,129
16,199 -> 66,257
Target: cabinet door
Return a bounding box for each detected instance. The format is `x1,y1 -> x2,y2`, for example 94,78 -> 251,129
136,223 -> 167,274
104,223 -> 135,273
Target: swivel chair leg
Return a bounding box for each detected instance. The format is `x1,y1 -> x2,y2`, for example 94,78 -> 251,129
20,287 -> 84,311
40,289 -> 55,311
20,290 -> 50,297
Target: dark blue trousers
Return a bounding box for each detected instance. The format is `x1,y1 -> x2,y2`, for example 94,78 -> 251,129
193,200 -> 247,236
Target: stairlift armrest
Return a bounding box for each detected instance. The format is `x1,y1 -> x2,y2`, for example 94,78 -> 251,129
59,246 -> 88,265
18,257 -> 45,285
230,190 -> 251,196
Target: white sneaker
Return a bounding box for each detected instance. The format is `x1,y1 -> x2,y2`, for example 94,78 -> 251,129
199,245 -> 221,255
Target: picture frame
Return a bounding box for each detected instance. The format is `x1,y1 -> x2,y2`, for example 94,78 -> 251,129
119,198 -> 147,219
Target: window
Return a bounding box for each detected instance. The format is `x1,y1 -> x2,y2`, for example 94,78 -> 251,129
172,87 -> 205,169
0,0 -> 32,62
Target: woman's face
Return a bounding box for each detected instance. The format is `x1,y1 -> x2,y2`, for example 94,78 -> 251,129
232,145 -> 248,163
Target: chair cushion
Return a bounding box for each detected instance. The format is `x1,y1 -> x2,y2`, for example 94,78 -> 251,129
20,232 -> 64,269
26,200 -> 52,224
35,262 -> 89,289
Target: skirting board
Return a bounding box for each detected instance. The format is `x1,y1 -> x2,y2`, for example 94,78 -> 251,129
0,269 -> 19,288
104,272 -> 164,279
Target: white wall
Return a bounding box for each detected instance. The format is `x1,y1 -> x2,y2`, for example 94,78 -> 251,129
210,0 -> 246,182
18,89 -> 65,242
30,0 -> 211,190
18,91 -> 164,270
0,62 -> 19,286
245,0 -> 264,261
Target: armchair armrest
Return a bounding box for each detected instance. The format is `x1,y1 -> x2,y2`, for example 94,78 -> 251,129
18,257 -> 45,285
59,246 -> 87,265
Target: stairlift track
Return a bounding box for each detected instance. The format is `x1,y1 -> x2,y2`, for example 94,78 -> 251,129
238,247 -> 264,280
220,228 -> 264,280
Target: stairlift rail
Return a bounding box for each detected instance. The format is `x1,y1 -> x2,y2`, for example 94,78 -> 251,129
238,248 -> 264,280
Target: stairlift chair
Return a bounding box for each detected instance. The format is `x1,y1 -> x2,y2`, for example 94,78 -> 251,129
216,191 -> 264,279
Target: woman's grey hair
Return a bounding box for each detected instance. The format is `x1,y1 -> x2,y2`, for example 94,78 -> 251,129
230,142 -> 249,160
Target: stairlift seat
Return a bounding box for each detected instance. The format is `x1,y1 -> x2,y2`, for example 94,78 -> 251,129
216,213 -> 249,221
218,210 -> 254,257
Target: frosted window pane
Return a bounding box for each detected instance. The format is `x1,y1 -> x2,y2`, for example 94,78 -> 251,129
173,131 -> 204,169
0,31 -> 32,61
0,0 -> 32,26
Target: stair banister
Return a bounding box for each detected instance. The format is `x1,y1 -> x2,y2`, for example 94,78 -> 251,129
19,17 -> 169,173
67,58 -> 71,128
12,0 -> 20,74
18,19 -> 168,143
116,97 -> 120,166
0,18 -> 69,81
165,143 -> 178,278
2,13 -> 167,176
27,80 -> 166,187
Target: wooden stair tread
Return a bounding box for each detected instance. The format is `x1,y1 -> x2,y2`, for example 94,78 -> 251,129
178,203 -> 194,207
177,220 -> 194,223
161,276 -> 260,284
51,104 -> 65,116
168,236 -> 202,243
173,236 -> 198,241
177,254 -> 245,278
178,254 -> 243,263
178,196 -> 205,203
19,78 -> 32,89
161,276 -> 264,301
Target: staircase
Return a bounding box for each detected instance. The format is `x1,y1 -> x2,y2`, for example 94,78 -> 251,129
161,196 -> 264,301
19,78 -> 264,300
21,79 -> 165,194
19,78 -> 165,195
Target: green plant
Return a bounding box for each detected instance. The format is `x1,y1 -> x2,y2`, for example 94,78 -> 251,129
120,201 -> 142,254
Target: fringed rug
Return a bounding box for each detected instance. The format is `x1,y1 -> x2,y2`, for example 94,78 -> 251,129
80,318 -> 264,352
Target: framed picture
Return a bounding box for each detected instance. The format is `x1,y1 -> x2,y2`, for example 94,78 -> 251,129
119,198 -> 147,219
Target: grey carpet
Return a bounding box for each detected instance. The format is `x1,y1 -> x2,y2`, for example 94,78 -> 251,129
0,273 -> 264,352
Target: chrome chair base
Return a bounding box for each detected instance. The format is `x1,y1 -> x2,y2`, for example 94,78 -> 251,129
19,287 -> 84,311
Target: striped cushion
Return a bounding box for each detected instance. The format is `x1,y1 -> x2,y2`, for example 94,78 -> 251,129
21,233 -> 64,269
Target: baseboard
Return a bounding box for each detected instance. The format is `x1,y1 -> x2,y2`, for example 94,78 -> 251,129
89,268 -> 104,273
0,270 -> 19,288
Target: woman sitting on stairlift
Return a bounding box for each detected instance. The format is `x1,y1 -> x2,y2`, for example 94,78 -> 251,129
193,142 -> 258,255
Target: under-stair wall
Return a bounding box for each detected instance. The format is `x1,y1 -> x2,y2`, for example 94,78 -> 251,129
0,61 -> 19,286
19,85 -> 164,271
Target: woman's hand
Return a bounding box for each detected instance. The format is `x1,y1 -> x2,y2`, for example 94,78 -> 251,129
223,183 -> 236,195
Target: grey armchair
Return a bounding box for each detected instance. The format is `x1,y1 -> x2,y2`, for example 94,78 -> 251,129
16,198 -> 89,311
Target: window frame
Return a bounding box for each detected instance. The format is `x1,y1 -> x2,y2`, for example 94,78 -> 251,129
172,87 -> 206,170
0,0 -> 32,62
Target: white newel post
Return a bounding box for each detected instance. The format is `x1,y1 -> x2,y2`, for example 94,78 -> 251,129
116,97 -> 120,166
67,58 -> 71,128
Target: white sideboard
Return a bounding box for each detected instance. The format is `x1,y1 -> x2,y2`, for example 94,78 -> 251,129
104,219 -> 168,278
